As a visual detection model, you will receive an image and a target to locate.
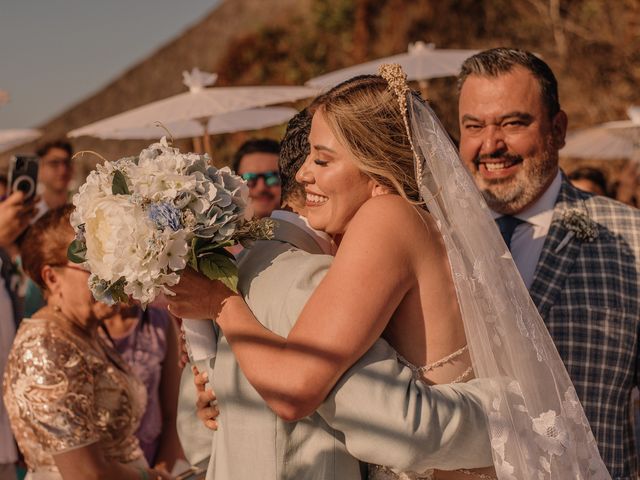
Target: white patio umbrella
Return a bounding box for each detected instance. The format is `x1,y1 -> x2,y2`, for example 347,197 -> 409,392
306,41 -> 478,89
68,106 -> 298,140
69,69 -> 318,137
561,107 -> 640,162
0,129 -> 41,153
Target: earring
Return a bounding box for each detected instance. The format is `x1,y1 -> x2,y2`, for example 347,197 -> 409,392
52,305 -> 62,313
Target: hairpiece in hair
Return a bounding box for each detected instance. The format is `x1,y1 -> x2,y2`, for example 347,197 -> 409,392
378,64 -> 423,186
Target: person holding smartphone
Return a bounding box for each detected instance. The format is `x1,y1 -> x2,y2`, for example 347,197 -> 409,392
0,190 -> 38,480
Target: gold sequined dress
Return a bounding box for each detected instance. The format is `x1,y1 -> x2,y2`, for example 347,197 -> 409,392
2,318 -> 147,479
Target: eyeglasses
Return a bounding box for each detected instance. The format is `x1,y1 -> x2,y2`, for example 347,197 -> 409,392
51,264 -> 90,274
240,171 -> 281,188
41,158 -> 72,169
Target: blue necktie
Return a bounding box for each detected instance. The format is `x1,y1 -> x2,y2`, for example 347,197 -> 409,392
495,215 -> 524,251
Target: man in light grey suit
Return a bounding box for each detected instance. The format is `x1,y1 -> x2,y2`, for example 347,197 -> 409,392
174,111 -> 494,478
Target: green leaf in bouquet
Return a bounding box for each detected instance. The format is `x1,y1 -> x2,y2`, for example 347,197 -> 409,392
195,241 -> 235,257
106,277 -> 129,303
198,252 -> 239,293
67,239 -> 87,263
112,170 -> 130,195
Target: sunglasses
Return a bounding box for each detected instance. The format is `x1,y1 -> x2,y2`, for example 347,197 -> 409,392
241,171 -> 281,188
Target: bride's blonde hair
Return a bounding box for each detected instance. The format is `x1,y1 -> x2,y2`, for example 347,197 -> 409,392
308,75 -> 421,202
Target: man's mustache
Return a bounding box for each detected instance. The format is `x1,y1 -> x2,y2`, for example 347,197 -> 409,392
251,191 -> 276,201
473,150 -> 523,166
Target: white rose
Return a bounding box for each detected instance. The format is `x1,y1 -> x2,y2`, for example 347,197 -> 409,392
83,196 -> 157,283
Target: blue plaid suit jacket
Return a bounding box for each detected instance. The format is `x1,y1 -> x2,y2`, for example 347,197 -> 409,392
529,178 -> 639,479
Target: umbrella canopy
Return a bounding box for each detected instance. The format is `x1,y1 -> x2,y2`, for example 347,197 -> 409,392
68,69 -> 318,137
0,129 -> 41,153
561,107 -> 640,161
69,107 -> 298,140
306,42 -> 478,88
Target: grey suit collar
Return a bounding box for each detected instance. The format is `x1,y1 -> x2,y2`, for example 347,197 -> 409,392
271,217 -> 328,255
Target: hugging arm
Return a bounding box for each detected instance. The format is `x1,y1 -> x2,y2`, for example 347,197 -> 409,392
316,338 -> 493,471
216,197 -> 423,419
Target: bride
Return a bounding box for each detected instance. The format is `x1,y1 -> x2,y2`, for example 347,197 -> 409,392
169,65 -> 609,479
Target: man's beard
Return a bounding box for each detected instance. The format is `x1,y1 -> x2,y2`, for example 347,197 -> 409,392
474,148 -> 558,215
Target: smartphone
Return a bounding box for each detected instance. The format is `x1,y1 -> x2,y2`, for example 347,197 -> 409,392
8,155 -> 39,202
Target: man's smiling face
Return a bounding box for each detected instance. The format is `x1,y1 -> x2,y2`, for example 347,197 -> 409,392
458,66 -> 566,215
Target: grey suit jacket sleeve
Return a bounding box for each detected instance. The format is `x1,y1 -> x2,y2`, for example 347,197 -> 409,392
316,338 -> 494,472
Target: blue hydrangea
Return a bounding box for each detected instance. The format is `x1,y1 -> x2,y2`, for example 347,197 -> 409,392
148,202 -> 183,231
89,276 -> 115,305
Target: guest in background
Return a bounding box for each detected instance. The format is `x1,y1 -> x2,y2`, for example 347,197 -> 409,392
232,138 -> 281,219
103,304 -> 184,472
3,206 -> 171,480
21,140 -> 75,319
0,191 -> 35,480
568,166 -> 609,196
35,139 -> 74,213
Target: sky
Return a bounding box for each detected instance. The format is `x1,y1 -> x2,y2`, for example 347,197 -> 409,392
0,0 -> 220,129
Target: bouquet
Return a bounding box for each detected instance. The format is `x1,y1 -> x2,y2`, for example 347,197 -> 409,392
68,137 -> 274,308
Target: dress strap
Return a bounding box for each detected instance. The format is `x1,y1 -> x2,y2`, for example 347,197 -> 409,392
417,344 -> 473,383
397,344 -> 473,384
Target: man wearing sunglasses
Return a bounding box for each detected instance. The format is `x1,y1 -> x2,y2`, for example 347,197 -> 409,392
232,138 -> 282,219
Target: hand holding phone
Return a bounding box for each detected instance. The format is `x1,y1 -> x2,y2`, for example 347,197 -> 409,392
0,191 -> 37,247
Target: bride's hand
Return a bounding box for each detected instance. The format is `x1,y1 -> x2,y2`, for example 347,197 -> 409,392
166,267 -> 238,319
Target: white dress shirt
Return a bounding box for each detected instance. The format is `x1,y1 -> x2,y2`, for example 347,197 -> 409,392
492,172 -> 562,289
270,210 -> 334,255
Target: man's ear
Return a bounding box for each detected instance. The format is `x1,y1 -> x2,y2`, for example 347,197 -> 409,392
551,110 -> 568,150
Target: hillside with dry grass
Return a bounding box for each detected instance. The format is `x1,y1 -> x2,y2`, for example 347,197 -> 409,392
3,0 -> 639,183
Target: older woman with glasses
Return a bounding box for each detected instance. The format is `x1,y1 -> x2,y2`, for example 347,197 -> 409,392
3,206 -> 172,480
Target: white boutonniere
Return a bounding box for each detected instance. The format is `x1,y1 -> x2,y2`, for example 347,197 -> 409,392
554,208 -> 599,253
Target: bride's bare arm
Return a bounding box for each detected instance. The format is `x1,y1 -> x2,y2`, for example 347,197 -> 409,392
168,196 -> 436,419
222,196 -> 436,418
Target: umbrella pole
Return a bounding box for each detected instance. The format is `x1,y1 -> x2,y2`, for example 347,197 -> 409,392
418,79 -> 429,99
192,136 -> 203,154
203,130 -> 213,161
